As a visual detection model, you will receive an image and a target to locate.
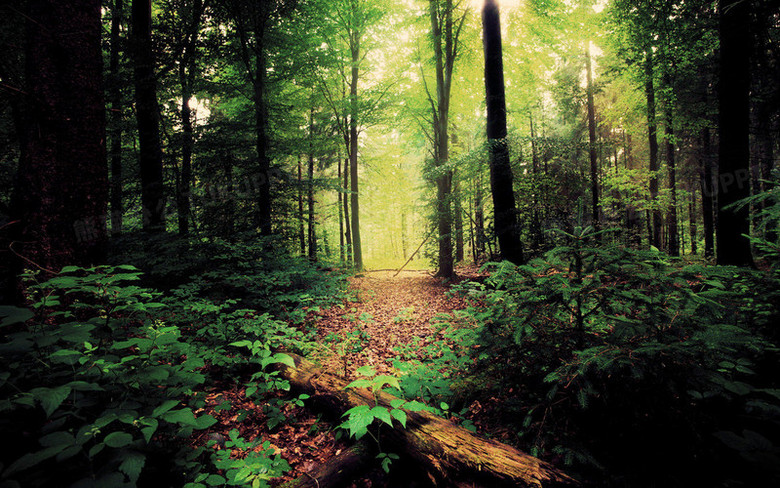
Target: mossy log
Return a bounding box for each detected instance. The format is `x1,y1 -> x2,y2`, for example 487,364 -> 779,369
275,353 -> 579,488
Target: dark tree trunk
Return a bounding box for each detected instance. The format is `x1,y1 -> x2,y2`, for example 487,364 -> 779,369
690,188 -> 698,255
177,0 -> 203,236
11,0 -> 107,271
666,108 -> 679,256
529,112 -> 542,249
132,0 -> 165,232
455,176 -> 464,262
254,45 -> 272,236
586,48 -> 599,230
474,175 -> 486,259
700,129 -> 716,258
343,147 -> 352,265
109,0 -> 124,237
337,152 -> 345,263
645,50 -> 662,250
349,35 -> 363,270
482,0 -> 522,265
717,0 -> 754,266
298,156 -> 306,256
308,108 -> 317,262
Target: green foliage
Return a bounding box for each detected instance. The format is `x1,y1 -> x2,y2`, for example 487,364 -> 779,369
0,264 -> 308,487
445,234 -> 780,484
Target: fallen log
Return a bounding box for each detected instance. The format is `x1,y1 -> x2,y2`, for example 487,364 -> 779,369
275,353 -> 579,488
279,440 -> 373,488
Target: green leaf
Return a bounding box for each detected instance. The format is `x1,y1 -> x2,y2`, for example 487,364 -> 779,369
3,446 -> 66,477
39,431 -> 75,448
118,451 -> 146,483
344,379 -> 372,390
0,306 -> 34,327
389,409 -> 407,428
356,365 -> 376,377
194,414 -> 218,430
139,418 -> 158,444
163,408 -> 197,426
371,375 -> 400,392
152,400 -> 179,418
340,405 -> 373,439
205,474 -> 227,485
370,406 -> 393,426
31,386 -> 72,418
389,398 -> 406,409
104,432 -> 133,448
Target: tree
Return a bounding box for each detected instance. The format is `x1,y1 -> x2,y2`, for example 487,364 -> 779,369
585,45 -> 599,230
482,0 -> 523,265
132,0 -> 166,232
424,0 -> 468,278
716,0 -> 754,266
108,0 -> 124,237
9,0 -> 107,271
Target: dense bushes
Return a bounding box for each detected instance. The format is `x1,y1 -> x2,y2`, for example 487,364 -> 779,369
0,237 -> 348,488
435,228 -> 780,486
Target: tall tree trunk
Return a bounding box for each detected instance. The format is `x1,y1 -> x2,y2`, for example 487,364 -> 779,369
586,47 -> 599,231
475,174 -> 486,259
690,188 -> 698,255
717,0 -> 754,266
308,107 -> 317,262
645,50 -> 661,249
343,145 -> 352,265
109,0 -> 123,237
454,176 -> 464,262
349,33 -> 363,270
132,0 -> 165,232
700,128 -> 716,258
11,0 -> 107,271
254,44 -> 272,236
298,156 -> 306,256
482,0 -> 523,264
337,152 -> 345,263
529,111 -> 542,249
666,108 -> 679,256
177,0 -> 202,236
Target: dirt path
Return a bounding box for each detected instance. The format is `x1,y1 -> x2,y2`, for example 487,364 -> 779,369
312,269 -> 471,377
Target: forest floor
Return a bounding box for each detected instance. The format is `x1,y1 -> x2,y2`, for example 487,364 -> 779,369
192,267 -> 486,487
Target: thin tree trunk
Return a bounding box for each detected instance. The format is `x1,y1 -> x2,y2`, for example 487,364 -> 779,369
132,0 -> 165,232
338,151 -> 345,263
349,31 -> 363,270
298,156 -> 306,256
109,0 -> 123,237
482,0 -> 523,264
701,128 -> 715,258
717,0 -> 754,266
455,176 -> 464,262
586,47 -> 599,230
645,50 -> 661,249
690,188 -> 698,255
666,107 -> 679,256
308,107 -> 317,262
343,147 -> 352,265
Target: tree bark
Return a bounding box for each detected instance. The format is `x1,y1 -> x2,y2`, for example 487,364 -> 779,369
275,353 -> 579,487
132,0 -> 166,233
10,0 -> 108,272
645,50 -> 661,250
717,0 -> 754,266
700,128 -> 715,258
585,47 -> 599,231
109,0 -> 124,237
308,107 -> 317,262
280,440 -> 373,488
482,0 -> 523,265
665,107 -> 679,256
298,156 -> 306,256
349,29 -> 363,270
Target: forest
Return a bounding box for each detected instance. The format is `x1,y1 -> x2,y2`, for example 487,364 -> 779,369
0,0 -> 779,486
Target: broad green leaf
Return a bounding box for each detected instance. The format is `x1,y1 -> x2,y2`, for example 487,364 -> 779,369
356,365 -> 375,377
370,406 -> 393,426
4,446 -> 66,477
390,409 -> 407,428
371,375 -> 400,392
344,379 -> 372,390
0,306 -> 34,328
340,405 -> 373,439
152,400 -> 180,418
163,408 -> 197,426
104,431 -> 133,448
194,414 -> 218,430
31,386 -> 71,418
118,451 -> 146,483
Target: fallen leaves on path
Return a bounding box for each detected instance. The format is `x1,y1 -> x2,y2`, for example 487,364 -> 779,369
312,269 -> 471,378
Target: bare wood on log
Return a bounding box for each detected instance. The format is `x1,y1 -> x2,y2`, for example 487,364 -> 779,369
275,353 -> 579,488
279,440 -> 373,488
